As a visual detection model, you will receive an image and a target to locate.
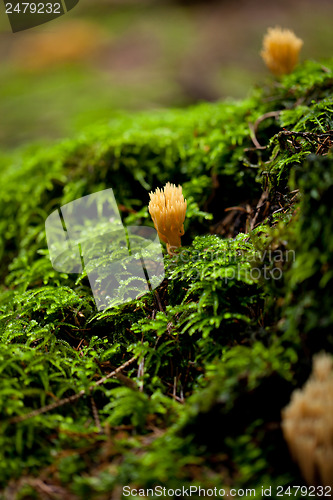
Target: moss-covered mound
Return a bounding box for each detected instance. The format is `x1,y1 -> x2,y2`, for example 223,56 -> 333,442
0,59 -> 333,498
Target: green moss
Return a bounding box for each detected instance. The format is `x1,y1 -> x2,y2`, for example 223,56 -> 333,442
1,58 -> 333,497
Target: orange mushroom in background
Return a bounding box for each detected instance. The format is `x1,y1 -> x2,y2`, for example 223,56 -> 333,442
261,27 -> 303,76
148,182 -> 187,256
11,20 -> 105,71
282,352 -> 333,488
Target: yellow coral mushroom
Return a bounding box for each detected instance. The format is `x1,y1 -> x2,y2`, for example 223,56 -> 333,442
281,352 -> 333,488
148,182 -> 187,256
261,27 -> 303,76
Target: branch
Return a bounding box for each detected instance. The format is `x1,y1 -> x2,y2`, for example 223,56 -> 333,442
9,356 -> 138,424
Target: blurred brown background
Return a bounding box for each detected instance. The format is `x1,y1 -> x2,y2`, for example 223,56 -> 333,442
0,0 -> 332,148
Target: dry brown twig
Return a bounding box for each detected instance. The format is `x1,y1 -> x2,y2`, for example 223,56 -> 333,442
249,110 -> 282,149
250,190 -> 270,231
9,356 -> 138,424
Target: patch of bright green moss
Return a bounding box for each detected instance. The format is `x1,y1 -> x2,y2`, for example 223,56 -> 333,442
0,58 -> 333,497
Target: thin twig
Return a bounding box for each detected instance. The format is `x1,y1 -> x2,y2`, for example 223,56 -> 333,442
224,206 -> 249,213
250,190 -> 269,231
248,122 -> 266,149
153,289 -> 164,313
90,396 -> 103,433
9,356 -> 137,424
94,356 -> 137,388
137,357 -> 145,392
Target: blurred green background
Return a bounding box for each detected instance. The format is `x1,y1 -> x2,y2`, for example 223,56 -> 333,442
0,0 -> 333,149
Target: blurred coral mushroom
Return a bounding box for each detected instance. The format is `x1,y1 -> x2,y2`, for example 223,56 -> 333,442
281,352 -> 333,488
11,20 -> 104,71
148,182 -> 187,256
261,27 -> 303,76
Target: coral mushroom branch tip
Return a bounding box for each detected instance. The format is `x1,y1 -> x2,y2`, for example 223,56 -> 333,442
148,182 -> 187,256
